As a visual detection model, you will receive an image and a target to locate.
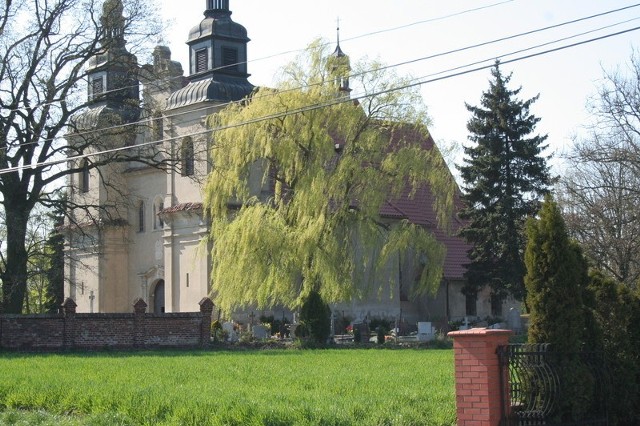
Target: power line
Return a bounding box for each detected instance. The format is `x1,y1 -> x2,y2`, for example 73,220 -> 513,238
343,0 -> 517,42
0,0 -> 519,117
3,23 -> 639,177
8,0 -> 636,124
5,4 -> 639,153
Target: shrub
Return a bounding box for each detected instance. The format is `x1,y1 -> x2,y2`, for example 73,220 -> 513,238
586,271 -> 640,425
259,315 -> 290,337
211,320 -> 224,342
299,290 -> 331,344
525,197 -> 592,421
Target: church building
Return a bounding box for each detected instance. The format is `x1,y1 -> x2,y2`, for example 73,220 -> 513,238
64,0 -> 514,328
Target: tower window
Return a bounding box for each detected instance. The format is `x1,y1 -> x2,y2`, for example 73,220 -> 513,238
154,198 -> 164,230
195,49 -> 208,73
153,112 -> 163,141
138,201 -> 145,233
181,138 -> 195,177
80,160 -> 90,193
91,77 -> 104,100
222,47 -> 238,71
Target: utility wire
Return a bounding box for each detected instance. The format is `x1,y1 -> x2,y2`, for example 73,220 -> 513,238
4,5 -> 639,152
0,0 -> 519,116
5,0 -> 636,119
3,23 -> 640,176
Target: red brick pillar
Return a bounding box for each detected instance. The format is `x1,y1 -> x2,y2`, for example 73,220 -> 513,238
199,297 -> 214,347
448,328 -> 513,426
133,298 -> 147,349
62,298 -> 77,350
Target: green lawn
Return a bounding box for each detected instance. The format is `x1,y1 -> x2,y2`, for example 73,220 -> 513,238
0,348 -> 456,426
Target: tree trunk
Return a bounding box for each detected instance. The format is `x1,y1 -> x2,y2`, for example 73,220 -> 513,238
2,204 -> 30,314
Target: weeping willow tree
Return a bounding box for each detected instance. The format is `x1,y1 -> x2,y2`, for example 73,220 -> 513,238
203,40 -> 455,314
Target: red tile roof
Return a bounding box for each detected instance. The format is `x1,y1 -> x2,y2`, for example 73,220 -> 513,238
381,184 -> 470,280
378,129 -> 470,280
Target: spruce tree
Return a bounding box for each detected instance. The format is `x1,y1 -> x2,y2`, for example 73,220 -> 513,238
459,61 -> 552,304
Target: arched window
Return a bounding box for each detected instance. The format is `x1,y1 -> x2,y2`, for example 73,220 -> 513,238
80,160 -> 90,193
138,201 -> 145,233
153,197 -> 164,230
181,137 -> 195,177
153,111 -> 163,141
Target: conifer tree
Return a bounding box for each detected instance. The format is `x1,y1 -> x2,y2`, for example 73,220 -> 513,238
525,196 -> 593,422
459,61 -> 552,304
525,196 -> 587,351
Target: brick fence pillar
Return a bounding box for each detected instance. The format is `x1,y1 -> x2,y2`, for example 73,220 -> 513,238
448,328 -> 513,426
199,297 -> 214,347
62,298 -> 77,350
133,298 -> 147,348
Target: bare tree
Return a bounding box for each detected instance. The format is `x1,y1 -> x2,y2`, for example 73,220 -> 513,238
562,52 -> 640,289
0,0 -> 164,313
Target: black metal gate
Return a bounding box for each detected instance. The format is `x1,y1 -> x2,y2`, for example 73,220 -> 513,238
498,344 -> 609,426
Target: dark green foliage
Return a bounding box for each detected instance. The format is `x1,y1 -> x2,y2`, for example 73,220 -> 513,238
525,196 -> 592,421
369,318 -> 391,344
353,327 -> 362,343
368,317 -> 392,333
298,290 -> 331,344
586,271 -> 640,425
44,205 -> 65,314
459,61 -> 552,302
334,314 -> 353,335
259,315 -> 290,336
525,196 -> 586,352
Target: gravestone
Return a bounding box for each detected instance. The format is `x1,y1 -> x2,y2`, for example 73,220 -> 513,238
222,322 -> 238,342
507,307 -> 522,333
252,324 -> 269,340
417,322 -> 434,342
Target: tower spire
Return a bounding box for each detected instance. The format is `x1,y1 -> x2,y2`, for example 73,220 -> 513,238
205,0 -> 230,17
328,17 -> 351,96
101,0 -> 126,48
334,17 -> 345,57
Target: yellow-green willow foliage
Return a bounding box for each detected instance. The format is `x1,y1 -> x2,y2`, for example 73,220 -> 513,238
204,40 -> 456,314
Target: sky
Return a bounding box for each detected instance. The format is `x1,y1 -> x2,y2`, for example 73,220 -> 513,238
160,0 -> 640,175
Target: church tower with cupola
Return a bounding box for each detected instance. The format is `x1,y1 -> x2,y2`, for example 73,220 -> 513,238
327,22 -> 352,97
65,0 -> 142,314
85,0 -> 140,125
166,0 -> 254,109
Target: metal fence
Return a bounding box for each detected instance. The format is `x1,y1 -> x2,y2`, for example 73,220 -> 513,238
498,344 -> 609,426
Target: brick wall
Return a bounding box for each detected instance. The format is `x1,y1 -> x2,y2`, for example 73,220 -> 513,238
0,297 -> 214,351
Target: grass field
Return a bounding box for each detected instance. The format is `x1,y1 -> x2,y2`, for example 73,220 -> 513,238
0,348 -> 456,426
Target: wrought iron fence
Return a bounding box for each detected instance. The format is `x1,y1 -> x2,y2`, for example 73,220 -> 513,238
498,344 -> 609,426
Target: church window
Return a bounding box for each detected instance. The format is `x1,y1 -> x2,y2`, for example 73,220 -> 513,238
91,77 -> 104,99
181,137 -> 195,176
153,112 -> 163,141
138,201 -> 145,232
195,49 -> 208,73
491,294 -> 502,318
154,198 -> 164,229
465,292 -> 477,317
222,47 -> 238,72
80,160 -> 90,193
